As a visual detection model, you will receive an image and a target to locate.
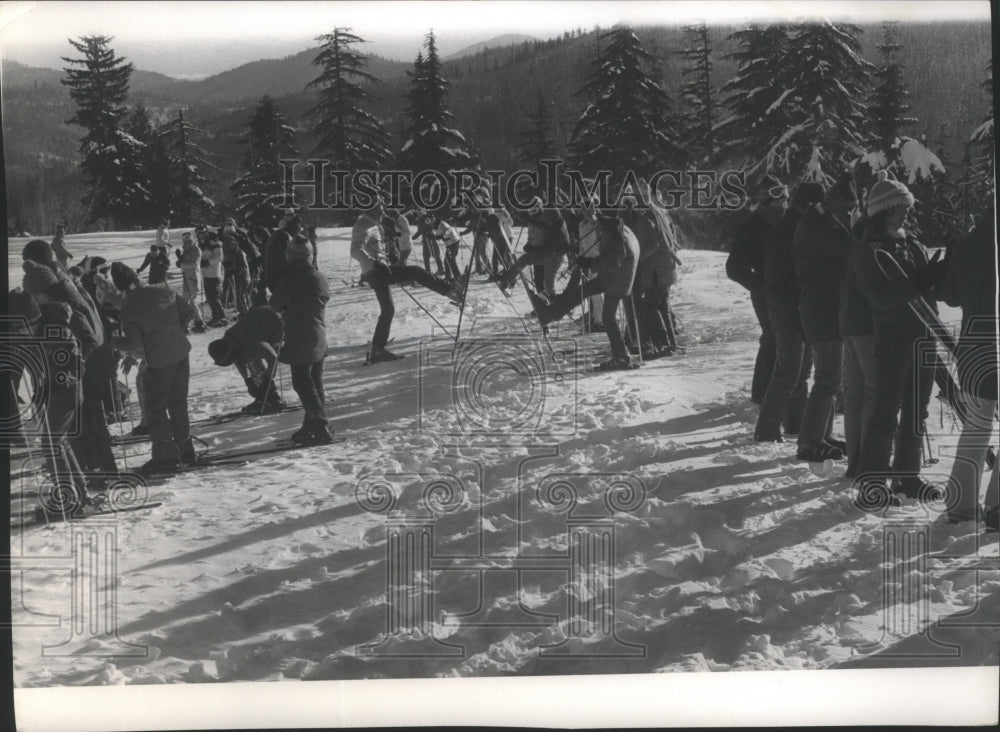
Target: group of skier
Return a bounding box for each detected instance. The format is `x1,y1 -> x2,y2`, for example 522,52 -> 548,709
728,171 -> 997,528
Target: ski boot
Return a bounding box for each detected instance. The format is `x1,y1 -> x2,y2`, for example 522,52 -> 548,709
191,321 -> 207,334
290,424 -> 334,446
796,442 -> 843,462
130,422 -> 150,437
366,346 -> 401,365
892,478 -> 944,503
241,400 -> 266,415
260,398 -> 287,414
207,318 -> 229,328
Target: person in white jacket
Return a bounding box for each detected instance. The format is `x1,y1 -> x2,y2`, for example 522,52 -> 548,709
435,217 -> 462,281
176,232 -> 206,332
200,231 -> 226,326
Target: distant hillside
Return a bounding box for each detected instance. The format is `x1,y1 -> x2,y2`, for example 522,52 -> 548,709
445,34 -> 537,59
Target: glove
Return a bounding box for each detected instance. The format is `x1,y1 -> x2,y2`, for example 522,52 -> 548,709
913,249 -> 947,291
122,356 -> 138,375
576,256 -> 593,271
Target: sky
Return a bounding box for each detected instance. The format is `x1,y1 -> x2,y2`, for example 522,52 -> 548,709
0,1 -> 992,76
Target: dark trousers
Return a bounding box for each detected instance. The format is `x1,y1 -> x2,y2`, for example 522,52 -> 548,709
72,344 -> 118,472
43,391 -> 88,495
843,333 -> 877,475
492,233 -> 513,275
858,329 -> 935,486
750,288 -> 776,403
756,294 -> 812,439
204,277 -> 225,320
367,266 -> 453,350
142,356 -> 191,463
443,244 -> 460,281
472,233 -> 490,274
291,360 -> 326,429
797,339 -> 842,447
422,235 -> 443,273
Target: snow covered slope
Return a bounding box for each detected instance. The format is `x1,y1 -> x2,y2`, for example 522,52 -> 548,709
8,228 -> 998,686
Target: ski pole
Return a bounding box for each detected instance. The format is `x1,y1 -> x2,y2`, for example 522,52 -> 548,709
629,292 -> 643,365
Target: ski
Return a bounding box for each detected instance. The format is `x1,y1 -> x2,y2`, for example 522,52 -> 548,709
197,437 -> 345,464
18,500 -> 165,528
874,247 -> 997,468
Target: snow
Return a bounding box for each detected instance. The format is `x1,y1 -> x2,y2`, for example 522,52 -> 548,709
897,137 -> 946,182
7,228 -> 999,688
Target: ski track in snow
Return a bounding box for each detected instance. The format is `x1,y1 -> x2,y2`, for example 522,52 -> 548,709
8,228 -> 999,686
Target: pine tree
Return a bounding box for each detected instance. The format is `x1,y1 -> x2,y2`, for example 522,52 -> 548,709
678,23 -> 717,165
61,35 -> 138,228
959,57 -> 994,224
570,26 -> 680,188
717,25 -> 793,168
158,110 -> 217,224
231,96 -> 299,227
868,22 -> 917,155
307,28 -> 392,175
120,105 -> 162,225
399,30 -> 476,203
519,93 -> 559,167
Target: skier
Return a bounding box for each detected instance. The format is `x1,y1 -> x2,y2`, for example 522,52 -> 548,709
200,231 -> 227,327
176,232 -> 206,333
498,196 -> 571,299
791,175 -> 857,462
264,209 -> 299,295
137,244 -> 171,286
353,201 -> 466,364
414,208 -> 444,275
51,224 -> 72,269
530,210 -> 640,371
269,236 -> 333,445
434,214 -> 463,282
851,171 -> 946,505
156,218 -> 171,248
110,262 -> 198,474
726,175 -> 787,404
10,290 -> 90,513
753,182 -> 825,441
221,219 -> 252,316
207,305 -> 287,415
939,209 -> 998,529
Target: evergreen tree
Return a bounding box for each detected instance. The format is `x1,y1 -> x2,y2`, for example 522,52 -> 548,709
717,25 -> 793,168
958,57 -> 994,224
61,35 -> 139,228
519,93 -> 559,166
120,106 -> 157,225
307,28 -> 392,175
399,30 -> 476,203
570,26 -> 680,188
231,96 -> 299,227
868,21 -> 917,155
158,109 -> 217,224
678,22 -> 717,164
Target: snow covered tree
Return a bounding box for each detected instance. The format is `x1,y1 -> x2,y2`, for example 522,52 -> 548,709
519,93 -> 559,167
720,22 -> 872,185
867,22 -> 916,155
158,109 -> 217,224
307,28 -> 392,175
956,57 -> 994,227
717,25 -> 793,170
570,26 -> 681,189
119,105 -> 162,225
678,23 -> 717,165
61,35 -> 139,229
231,96 -> 299,227
399,30 -> 476,204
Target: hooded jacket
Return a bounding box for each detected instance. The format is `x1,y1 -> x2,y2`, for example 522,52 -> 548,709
114,284 -> 196,368
269,260 -> 330,365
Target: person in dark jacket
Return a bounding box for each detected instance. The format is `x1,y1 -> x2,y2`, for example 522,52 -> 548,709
270,237 -> 333,444
792,175 -> 858,462
264,211 -> 300,295
840,214 -> 877,478
137,244 -> 171,285
497,196 -> 571,295
852,171 -> 945,507
726,175 -> 787,404
415,208 -> 444,275
754,182 -> 825,442
939,210 -> 998,529
110,262 -> 198,473
208,305 -> 287,415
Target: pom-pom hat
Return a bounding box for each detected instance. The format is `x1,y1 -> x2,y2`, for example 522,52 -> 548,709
866,170 -> 914,217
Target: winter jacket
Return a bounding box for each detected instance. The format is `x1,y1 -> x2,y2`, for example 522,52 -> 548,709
851,229 -> 934,338
270,260 -> 330,366
156,225 -> 170,247
793,204 -> 854,343
200,243 -> 224,280
594,220 -> 640,298
839,241 -> 874,338
177,243 -> 201,274
36,302 -> 83,408
763,207 -> 807,299
351,215 -> 383,275
265,228 -> 292,289
223,237 -> 251,281
435,220 -> 460,246
114,284 -> 195,369
416,213 -> 437,240
223,305 -> 284,363
51,234 -> 72,266
33,278 -> 100,360
395,213 -> 413,253
621,209 -> 662,263
138,249 -> 170,284
523,208 -> 570,255
726,207 -> 776,292
41,262 -> 105,347
939,215 -> 997,400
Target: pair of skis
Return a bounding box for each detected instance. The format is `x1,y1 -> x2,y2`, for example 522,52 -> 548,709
874,247 -> 997,468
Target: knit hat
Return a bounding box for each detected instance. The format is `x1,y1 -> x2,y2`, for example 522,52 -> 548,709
208,337 -> 236,367
285,235 -> 312,263
110,262 -> 140,291
866,169 -> 914,217
21,260 -> 59,297
792,182 -> 826,208
22,239 -> 54,264
8,288 -> 41,326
